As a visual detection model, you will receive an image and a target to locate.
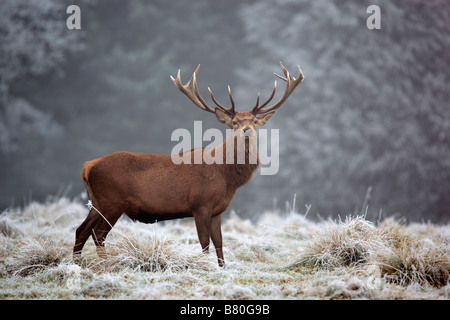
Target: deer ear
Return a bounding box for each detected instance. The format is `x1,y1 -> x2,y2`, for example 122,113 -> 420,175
256,111 -> 275,126
215,108 -> 233,127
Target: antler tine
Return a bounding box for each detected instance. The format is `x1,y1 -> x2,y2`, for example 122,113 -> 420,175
170,65 -> 215,114
253,62 -> 304,115
251,81 -> 277,114
275,61 -> 290,81
274,73 -> 288,82
252,92 -> 261,110
228,85 -> 236,114
207,87 -> 226,111
207,86 -> 236,116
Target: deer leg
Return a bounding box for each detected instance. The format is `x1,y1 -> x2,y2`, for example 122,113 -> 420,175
210,214 -> 225,267
91,223 -> 108,258
73,209 -> 99,258
91,210 -> 121,258
193,208 -> 211,254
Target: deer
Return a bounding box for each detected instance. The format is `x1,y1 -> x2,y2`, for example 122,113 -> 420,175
73,62 -> 304,267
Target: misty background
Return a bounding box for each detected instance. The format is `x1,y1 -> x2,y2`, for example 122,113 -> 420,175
0,0 -> 449,223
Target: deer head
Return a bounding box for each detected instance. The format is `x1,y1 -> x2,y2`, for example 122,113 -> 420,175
170,62 -> 305,137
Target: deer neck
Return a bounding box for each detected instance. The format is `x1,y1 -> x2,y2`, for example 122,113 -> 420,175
217,130 -> 259,188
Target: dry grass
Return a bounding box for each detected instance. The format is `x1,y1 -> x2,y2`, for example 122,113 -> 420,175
293,216 -> 449,289
4,238 -> 69,276
373,219 -> 450,288
104,231 -> 216,273
294,216 -> 383,268
0,198 -> 449,299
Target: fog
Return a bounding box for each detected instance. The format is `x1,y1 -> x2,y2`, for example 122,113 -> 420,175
1,0 -> 449,223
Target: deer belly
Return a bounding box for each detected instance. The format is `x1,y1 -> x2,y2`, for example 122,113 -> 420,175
125,191 -> 192,223
129,211 -> 193,224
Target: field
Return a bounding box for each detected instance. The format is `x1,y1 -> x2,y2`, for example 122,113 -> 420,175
0,197 -> 449,300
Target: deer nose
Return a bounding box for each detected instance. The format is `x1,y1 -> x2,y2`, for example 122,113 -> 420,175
243,126 -> 253,136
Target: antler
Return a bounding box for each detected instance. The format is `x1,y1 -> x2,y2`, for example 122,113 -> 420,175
208,85 -> 236,115
171,65 -> 236,116
170,65 -> 215,114
251,62 -> 304,115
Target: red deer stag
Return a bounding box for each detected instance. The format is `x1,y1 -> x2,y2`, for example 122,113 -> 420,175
73,62 -> 304,267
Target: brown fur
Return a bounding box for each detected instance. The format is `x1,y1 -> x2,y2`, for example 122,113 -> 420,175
74,131 -> 258,267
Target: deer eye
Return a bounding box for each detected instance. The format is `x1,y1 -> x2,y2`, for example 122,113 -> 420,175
232,120 -> 237,125
253,120 -> 258,124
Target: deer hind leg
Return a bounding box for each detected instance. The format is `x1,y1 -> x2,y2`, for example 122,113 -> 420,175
73,209 -> 99,258
193,208 -> 211,254
91,208 -> 122,258
210,214 -> 225,267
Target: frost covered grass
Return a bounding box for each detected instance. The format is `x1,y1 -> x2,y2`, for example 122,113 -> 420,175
0,197 -> 449,299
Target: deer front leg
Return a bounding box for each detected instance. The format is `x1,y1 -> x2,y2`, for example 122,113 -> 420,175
210,214 -> 224,267
193,208 -> 211,254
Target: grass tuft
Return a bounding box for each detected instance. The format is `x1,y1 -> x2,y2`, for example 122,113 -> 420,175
5,238 -> 69,276
293,217 -> 450,288
103,231 -> 215,273
373,220 -> 449,288
294,216 -> 383,269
